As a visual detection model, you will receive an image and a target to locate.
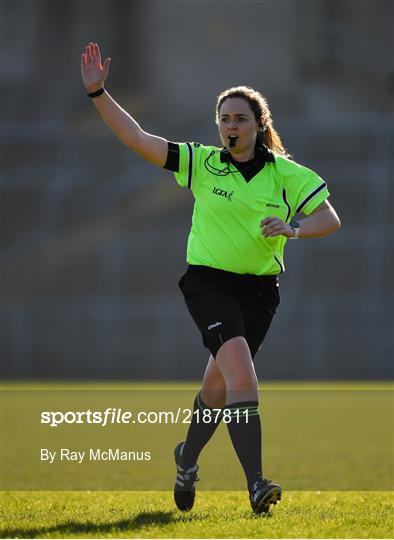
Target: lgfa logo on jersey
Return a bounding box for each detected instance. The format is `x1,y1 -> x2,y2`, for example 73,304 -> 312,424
213,187 -> 233,202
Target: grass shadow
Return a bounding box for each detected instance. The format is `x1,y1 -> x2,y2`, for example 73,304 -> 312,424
1,510 -> 183,538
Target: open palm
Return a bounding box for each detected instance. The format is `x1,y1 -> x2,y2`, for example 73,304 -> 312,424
81,42 -> 110,93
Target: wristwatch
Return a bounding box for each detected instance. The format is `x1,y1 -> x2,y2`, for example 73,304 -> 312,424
289,220 -> 300,239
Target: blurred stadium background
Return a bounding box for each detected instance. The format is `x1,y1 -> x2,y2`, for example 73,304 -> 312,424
2,0 -> 393,380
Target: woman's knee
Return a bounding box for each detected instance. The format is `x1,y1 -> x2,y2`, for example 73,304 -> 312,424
216,337 -> 257,387
201,355 -> 226,408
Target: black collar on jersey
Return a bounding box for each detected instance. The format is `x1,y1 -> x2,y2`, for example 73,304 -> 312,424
219,144 -> 276,164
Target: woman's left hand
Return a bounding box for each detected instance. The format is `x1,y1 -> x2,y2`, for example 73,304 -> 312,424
260,217 -> 294,238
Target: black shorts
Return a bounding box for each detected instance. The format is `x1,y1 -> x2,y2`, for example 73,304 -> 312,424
178,265 -> 280,359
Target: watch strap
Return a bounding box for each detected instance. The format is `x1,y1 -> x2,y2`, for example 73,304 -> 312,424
289,221 -> 300,239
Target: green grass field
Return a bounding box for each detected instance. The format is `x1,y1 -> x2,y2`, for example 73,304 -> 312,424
1,382 -> 393,538
1,490 -> 393,538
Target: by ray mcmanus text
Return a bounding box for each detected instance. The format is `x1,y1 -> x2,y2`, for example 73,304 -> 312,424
40,448 -> 152,463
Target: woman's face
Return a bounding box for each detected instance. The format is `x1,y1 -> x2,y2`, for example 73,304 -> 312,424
218,97 -> 261,156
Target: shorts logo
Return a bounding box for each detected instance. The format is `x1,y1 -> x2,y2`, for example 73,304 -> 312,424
266,202 -> 280,208
207,321 -> 222,330
213,187 -> 233,202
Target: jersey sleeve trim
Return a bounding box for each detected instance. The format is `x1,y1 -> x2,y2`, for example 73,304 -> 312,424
164,142 -> 180,172
296,182 -> 327,213
186,142 -> 193,189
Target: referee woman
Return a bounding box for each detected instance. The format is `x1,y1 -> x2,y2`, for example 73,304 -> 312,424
81,43 -> 341,514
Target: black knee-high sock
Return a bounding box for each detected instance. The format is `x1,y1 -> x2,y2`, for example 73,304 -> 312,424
226,401 -> 262,491
181,392 -> 222,469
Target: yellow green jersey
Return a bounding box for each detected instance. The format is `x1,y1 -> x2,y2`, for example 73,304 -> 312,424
173,142 -> 329,275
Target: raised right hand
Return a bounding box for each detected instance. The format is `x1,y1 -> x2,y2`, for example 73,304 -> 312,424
81,42 -> 111,93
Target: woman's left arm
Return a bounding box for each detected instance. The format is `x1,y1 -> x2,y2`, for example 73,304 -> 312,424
261,200 -> 341,239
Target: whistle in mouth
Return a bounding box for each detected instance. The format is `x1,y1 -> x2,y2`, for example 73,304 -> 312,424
229,136 -> 237,148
